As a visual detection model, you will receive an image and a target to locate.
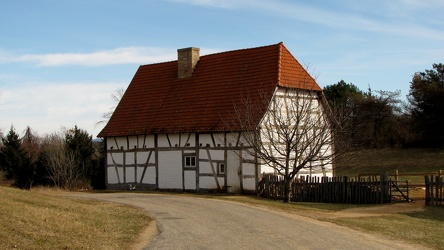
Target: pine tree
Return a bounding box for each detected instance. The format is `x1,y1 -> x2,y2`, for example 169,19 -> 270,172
0,127 -> 34,189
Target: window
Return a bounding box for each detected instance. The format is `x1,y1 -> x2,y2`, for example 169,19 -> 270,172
184,156 -> 196,167
218,163 -> 225,174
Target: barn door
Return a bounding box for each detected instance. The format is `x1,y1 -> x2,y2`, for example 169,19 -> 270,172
227,150 -> 241,193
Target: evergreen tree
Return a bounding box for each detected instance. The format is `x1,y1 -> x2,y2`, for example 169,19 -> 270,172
408,63 -> 444,147
0,127 -> 34,189
65,126 -> 103,189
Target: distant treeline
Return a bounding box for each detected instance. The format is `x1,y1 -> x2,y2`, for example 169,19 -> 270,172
323,63 -> 444,150
0,126 -> 104,190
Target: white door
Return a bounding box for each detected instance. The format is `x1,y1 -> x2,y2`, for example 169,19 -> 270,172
227,150 -> 241,193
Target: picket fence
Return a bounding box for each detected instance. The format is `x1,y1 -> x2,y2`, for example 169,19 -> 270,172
258,174 -> 391,204
425,175 -> 443,206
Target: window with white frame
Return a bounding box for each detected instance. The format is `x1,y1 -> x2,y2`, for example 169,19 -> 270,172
184,155 -> 196,167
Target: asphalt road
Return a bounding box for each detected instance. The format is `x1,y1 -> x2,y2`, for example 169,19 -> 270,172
67,192 -> 424,250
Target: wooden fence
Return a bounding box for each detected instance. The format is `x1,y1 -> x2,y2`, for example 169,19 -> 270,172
425,175 -> 443,206
258,174 -> 391,204
359,170 -> 442,188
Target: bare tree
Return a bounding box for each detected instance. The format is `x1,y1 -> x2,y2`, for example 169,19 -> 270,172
41,133 -> 80,190
231,87 -> 336,202
96,88 -> 125,126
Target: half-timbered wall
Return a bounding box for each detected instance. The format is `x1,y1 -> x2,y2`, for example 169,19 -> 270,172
259,88 -> 334,178
106,135 -> 157,188
104,132 -> 259,193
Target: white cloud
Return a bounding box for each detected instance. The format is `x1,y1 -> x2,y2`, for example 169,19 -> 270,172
0,47 -> 175,67
0,81 -> 125,137
167,0 -> 444,41
0,47 -> 221,67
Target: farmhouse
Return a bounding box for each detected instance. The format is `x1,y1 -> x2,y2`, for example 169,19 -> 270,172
98,42 -> 333,193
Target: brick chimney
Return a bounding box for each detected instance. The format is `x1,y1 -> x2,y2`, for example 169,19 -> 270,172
177,47 -> 200,78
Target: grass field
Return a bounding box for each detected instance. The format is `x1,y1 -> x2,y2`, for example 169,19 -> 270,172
0,186 -> 152,250
335,148 -> 444,185
335,148 -> 444,176
328,206 -> 444,250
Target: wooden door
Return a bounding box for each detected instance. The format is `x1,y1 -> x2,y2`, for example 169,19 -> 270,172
227,150 -> 241,193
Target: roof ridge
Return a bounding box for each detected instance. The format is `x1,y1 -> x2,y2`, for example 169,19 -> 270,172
138,43 -> 283,67
200,42 -> 282,58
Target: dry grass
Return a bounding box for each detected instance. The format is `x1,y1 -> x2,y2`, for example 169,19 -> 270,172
327,206 -> 444,250
0,186 -> 152,250
335,148 -> 444,176
334,148 -> 444,200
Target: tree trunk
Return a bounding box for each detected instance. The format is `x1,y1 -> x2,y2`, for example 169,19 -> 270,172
283,176 -> 292,203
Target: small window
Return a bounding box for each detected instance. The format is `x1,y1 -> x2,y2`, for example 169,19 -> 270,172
218,163 -> 225,174
185,156 -> 196,167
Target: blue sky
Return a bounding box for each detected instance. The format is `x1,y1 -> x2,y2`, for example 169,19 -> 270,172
1,0 -> 443,138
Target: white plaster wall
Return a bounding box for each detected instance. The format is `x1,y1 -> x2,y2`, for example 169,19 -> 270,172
242,163 -> 256,175
158,151 -> 182,189
241,150 -> 254,161
168,134 -> 180,147
108,167 -> 125,184
225,133 -> 237,147
199,149 -> 224,160
199,134 -> 213,147
141,135 -> 155,148
109,152 -> 123,165
117,167 -> 124,183
243,177 -> 256,191
184,171 -> 196,190
181,133 -> 196,147
114,137 -> 128,150
199,149 -> 208,159
141,167 -> 156,184
125,167 -> 135,183
128,136 -> 138,149
136,151 -> 152,165
106,137 -> 118,150
212,133 -> 225,147
207,149 -> 224,160
199,162 -> 213,174
157,133 -> 196,147
199,176 -> 223,189
158,134 -> 170,147
125,152 -> 135,165
107,167 -> 119,184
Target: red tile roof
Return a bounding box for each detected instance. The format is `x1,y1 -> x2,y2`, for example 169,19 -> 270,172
98,43 -> 322,137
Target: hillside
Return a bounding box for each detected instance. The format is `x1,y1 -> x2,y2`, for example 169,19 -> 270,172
335,148 -> 444,176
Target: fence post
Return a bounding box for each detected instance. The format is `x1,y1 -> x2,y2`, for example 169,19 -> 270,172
439,176 -> 443,206
381,172 -> 389,203
425,175 -> 430,206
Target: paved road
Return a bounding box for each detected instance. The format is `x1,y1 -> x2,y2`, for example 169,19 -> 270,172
67,192 -> 424,250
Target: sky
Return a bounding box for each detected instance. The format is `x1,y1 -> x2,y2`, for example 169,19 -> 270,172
1,0 -> 443,138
